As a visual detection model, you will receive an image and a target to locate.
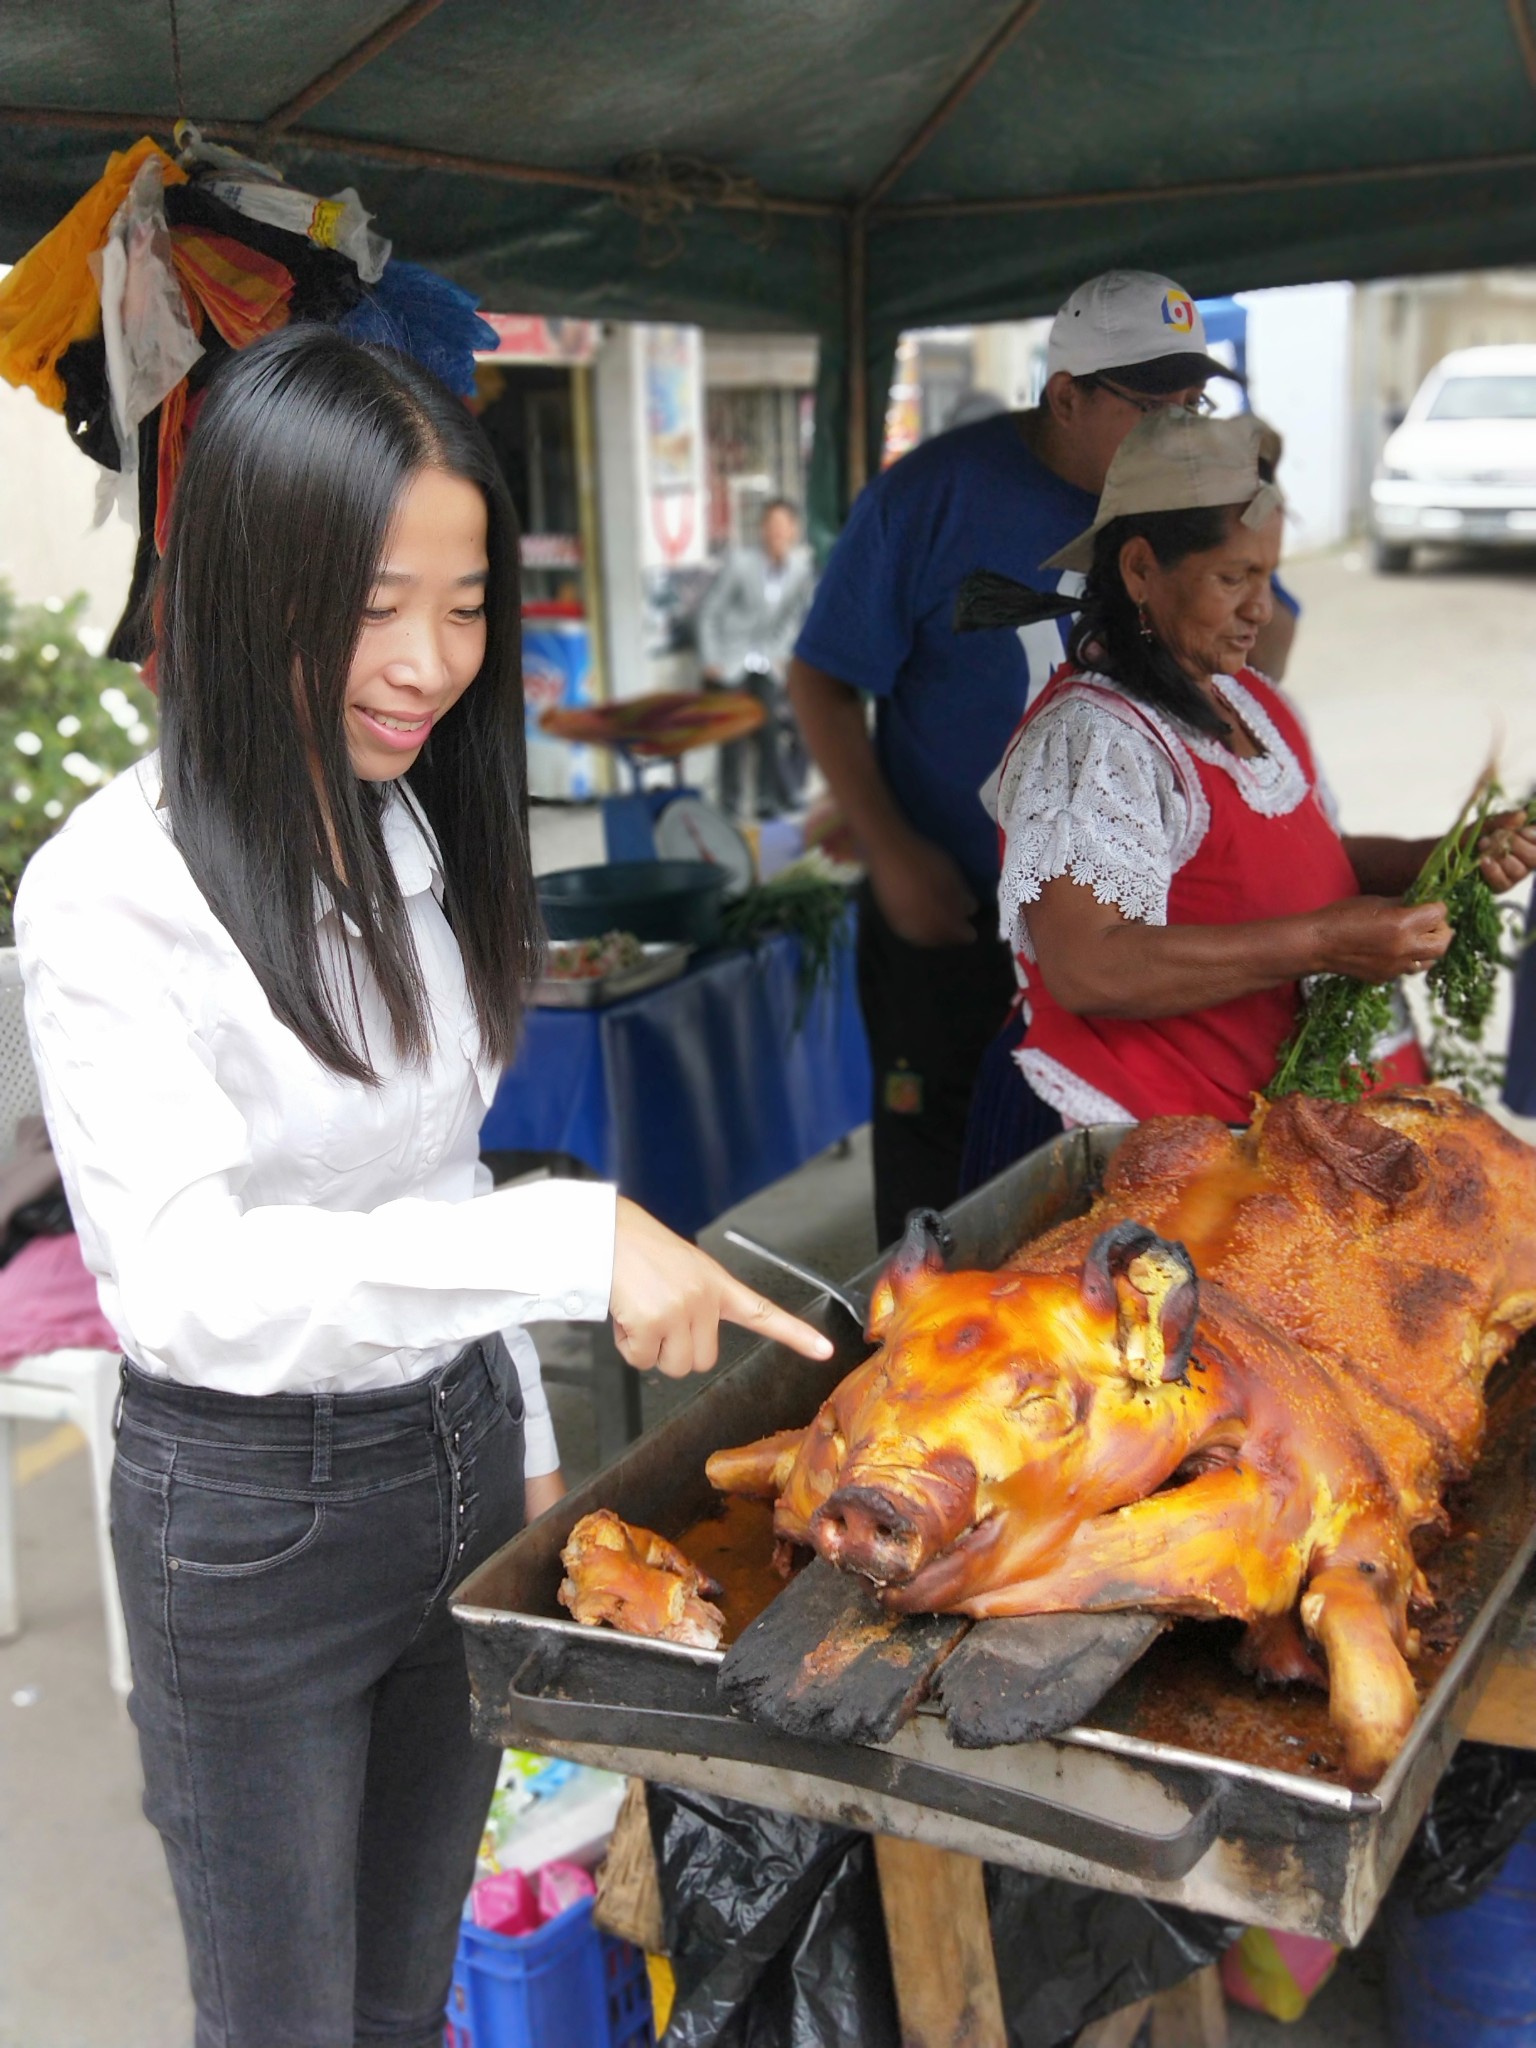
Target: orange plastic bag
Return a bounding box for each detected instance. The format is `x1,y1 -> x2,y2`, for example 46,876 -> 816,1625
0,136 -> 186,409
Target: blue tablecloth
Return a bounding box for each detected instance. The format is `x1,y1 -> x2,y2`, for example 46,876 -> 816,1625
481,927 -> 871,1239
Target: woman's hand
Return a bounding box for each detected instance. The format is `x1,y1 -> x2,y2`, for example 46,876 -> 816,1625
1478,810 -> 1536,892
1310,897 -> 1453,981
609,1196 -> 836,1377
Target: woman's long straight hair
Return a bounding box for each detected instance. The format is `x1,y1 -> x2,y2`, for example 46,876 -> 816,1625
157,324 -> 539,1083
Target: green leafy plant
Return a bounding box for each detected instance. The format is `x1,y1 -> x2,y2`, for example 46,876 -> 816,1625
1268,783 -> 1519,1104
720,852 -> 855,1022
0,581 -> 156,943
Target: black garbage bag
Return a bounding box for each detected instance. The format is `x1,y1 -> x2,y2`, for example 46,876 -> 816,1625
986,1865 -> 1237,2047
649,1787 -> 899,2048
648,1786 -> 1236,2048
1400,1740 -> 1536,1917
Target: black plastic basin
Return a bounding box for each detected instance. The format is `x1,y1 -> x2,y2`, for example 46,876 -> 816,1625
537,860 -> 729,946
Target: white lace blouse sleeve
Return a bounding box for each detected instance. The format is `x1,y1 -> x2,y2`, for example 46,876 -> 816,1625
995,697 -> 1190,958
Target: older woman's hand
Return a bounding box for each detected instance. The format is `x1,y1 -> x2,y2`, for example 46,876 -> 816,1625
1311,897 -> 1453,982
1477,810 -> 1536,892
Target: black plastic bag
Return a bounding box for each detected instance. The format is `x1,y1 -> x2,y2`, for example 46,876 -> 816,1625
1400,1740 -> 1536,1917
648,1785 -> 1236,2048
649,1787 -> 899,2048
986,1865 -> 1236,2047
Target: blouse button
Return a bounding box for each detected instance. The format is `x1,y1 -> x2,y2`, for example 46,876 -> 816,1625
563,1292 -> 584,1317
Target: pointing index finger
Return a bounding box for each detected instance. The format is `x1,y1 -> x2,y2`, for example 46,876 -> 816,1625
718,1274 -> 835,1360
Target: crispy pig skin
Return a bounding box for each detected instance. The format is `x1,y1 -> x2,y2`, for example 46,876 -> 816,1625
709,1089 -> 1536,1782
558,1508 -> 726,1650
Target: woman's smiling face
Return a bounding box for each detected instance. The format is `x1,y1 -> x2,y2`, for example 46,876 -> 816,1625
344,466 -> 490,780
1120,505 -> 1283,682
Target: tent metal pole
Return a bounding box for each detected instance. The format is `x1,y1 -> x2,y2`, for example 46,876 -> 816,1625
258,0 -> 451,135
0,106 -> 841,219
1507,0 -> 1536,96
874,145 -> 1536,220
846,207 -> 869,505
860,0 -> 1048,210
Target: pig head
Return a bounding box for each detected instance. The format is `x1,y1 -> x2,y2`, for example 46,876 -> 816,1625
706,1211 -> 1207,1607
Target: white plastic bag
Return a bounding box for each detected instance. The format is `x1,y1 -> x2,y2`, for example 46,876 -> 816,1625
91,154 -> 204,527
203,177 -> 390,283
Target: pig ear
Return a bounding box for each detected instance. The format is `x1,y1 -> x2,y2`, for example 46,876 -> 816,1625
868,1208 -> 954,1335
1081,1222 -> 1199,1386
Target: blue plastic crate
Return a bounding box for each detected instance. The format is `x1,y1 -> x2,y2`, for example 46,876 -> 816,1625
442,1897 -> 655,2048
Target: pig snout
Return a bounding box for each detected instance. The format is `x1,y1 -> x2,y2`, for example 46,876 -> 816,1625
813,1485 -> 926,1583
811,1453 -> 979,1585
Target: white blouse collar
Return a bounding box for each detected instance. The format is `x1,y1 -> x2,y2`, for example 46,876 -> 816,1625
1181,672 -> 1308,818
315,783 -> 444,931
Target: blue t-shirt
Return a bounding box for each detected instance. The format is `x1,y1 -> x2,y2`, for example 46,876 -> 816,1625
796,414 -> 1299,895
795,416 -> 1096,895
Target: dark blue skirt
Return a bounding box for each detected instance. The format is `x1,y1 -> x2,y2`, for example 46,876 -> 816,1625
957,1006 -> 1065,1196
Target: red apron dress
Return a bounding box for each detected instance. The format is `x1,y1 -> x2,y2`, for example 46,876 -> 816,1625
998,665 -> 1425,1124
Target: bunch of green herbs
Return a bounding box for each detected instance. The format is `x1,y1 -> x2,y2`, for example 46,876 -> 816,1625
721,851 -> 855,1022
1267,782 -> 1519,1104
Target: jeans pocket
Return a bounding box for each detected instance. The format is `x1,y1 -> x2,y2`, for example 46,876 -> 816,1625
166,1480 -> 327,1579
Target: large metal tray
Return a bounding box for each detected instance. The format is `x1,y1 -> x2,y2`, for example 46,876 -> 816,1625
453,1127 -> 1536,1942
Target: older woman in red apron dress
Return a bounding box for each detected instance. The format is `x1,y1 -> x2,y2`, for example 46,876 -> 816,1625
956,408 -> 1536,1185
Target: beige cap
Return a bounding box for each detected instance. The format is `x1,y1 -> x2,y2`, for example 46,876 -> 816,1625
1042,407 -> 1284,573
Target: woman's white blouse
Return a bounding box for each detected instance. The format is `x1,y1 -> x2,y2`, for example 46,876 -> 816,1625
14,757 -> 616,1475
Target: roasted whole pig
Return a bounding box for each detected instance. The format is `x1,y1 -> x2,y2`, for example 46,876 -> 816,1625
558,1509 -> 726,1650
706,1088 -> 1536,1780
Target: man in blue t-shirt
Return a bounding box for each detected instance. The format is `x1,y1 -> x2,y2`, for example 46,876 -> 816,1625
790,270 -> 1299,1244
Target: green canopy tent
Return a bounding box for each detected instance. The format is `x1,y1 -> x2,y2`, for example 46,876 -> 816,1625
6,0 -> 1536,543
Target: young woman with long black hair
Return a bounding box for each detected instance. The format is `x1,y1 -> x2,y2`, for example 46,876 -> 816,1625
15,325 -> 831,2048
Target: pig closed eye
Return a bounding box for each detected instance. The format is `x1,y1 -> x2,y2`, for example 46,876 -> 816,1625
1005,1387 -> 1077,1434
948,1322 -> 986,1353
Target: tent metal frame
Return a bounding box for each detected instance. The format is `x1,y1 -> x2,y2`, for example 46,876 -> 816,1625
9,0 -> 1536,508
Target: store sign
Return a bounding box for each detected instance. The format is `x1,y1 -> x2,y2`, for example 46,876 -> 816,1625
476,314 -> 599,364
637,324 -> 706,571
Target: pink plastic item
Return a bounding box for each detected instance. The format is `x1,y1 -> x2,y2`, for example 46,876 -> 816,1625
470,1868 -> 540,1937
0,1232 -> 118,1370
536,1860 -> 597,1921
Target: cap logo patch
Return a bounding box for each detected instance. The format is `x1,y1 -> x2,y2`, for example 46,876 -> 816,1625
1161,290 -> 1195,333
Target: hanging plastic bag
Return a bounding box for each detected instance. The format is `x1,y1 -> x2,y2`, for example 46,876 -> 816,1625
1399,1740 -> 1536,1917
648,1787 -> 900,2048
646,1786 -> 1237,2048
92,154 -> 205,526
0,137 -> 186,409
202,178 -> 390,283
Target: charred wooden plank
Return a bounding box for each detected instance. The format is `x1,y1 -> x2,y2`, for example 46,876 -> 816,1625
936,1611 -> 1166,1748
717,1558 -> 968,1744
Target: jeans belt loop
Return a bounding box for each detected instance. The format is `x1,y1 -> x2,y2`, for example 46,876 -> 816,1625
112,1359 -> 129,1437
311,1394 -> 334,1485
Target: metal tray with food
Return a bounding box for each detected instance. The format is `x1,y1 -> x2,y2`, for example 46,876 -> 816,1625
533,934 -> 692,1008
453,1124 -> 1536,1942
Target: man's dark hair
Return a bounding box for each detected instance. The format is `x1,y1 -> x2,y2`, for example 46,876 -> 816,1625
156,323 -> 540,1083
761,497 -> 800,522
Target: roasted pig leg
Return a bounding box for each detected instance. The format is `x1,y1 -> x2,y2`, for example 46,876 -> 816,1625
558,1508 -> 726,1650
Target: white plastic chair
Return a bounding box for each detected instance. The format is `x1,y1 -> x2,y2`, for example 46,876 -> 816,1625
0,948 -> 130,1696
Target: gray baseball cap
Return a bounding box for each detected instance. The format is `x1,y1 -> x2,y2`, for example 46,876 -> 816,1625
1042,407 -> 1285,573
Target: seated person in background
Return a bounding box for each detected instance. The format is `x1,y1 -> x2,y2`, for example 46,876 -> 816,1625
956,406 -> 1536,1188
